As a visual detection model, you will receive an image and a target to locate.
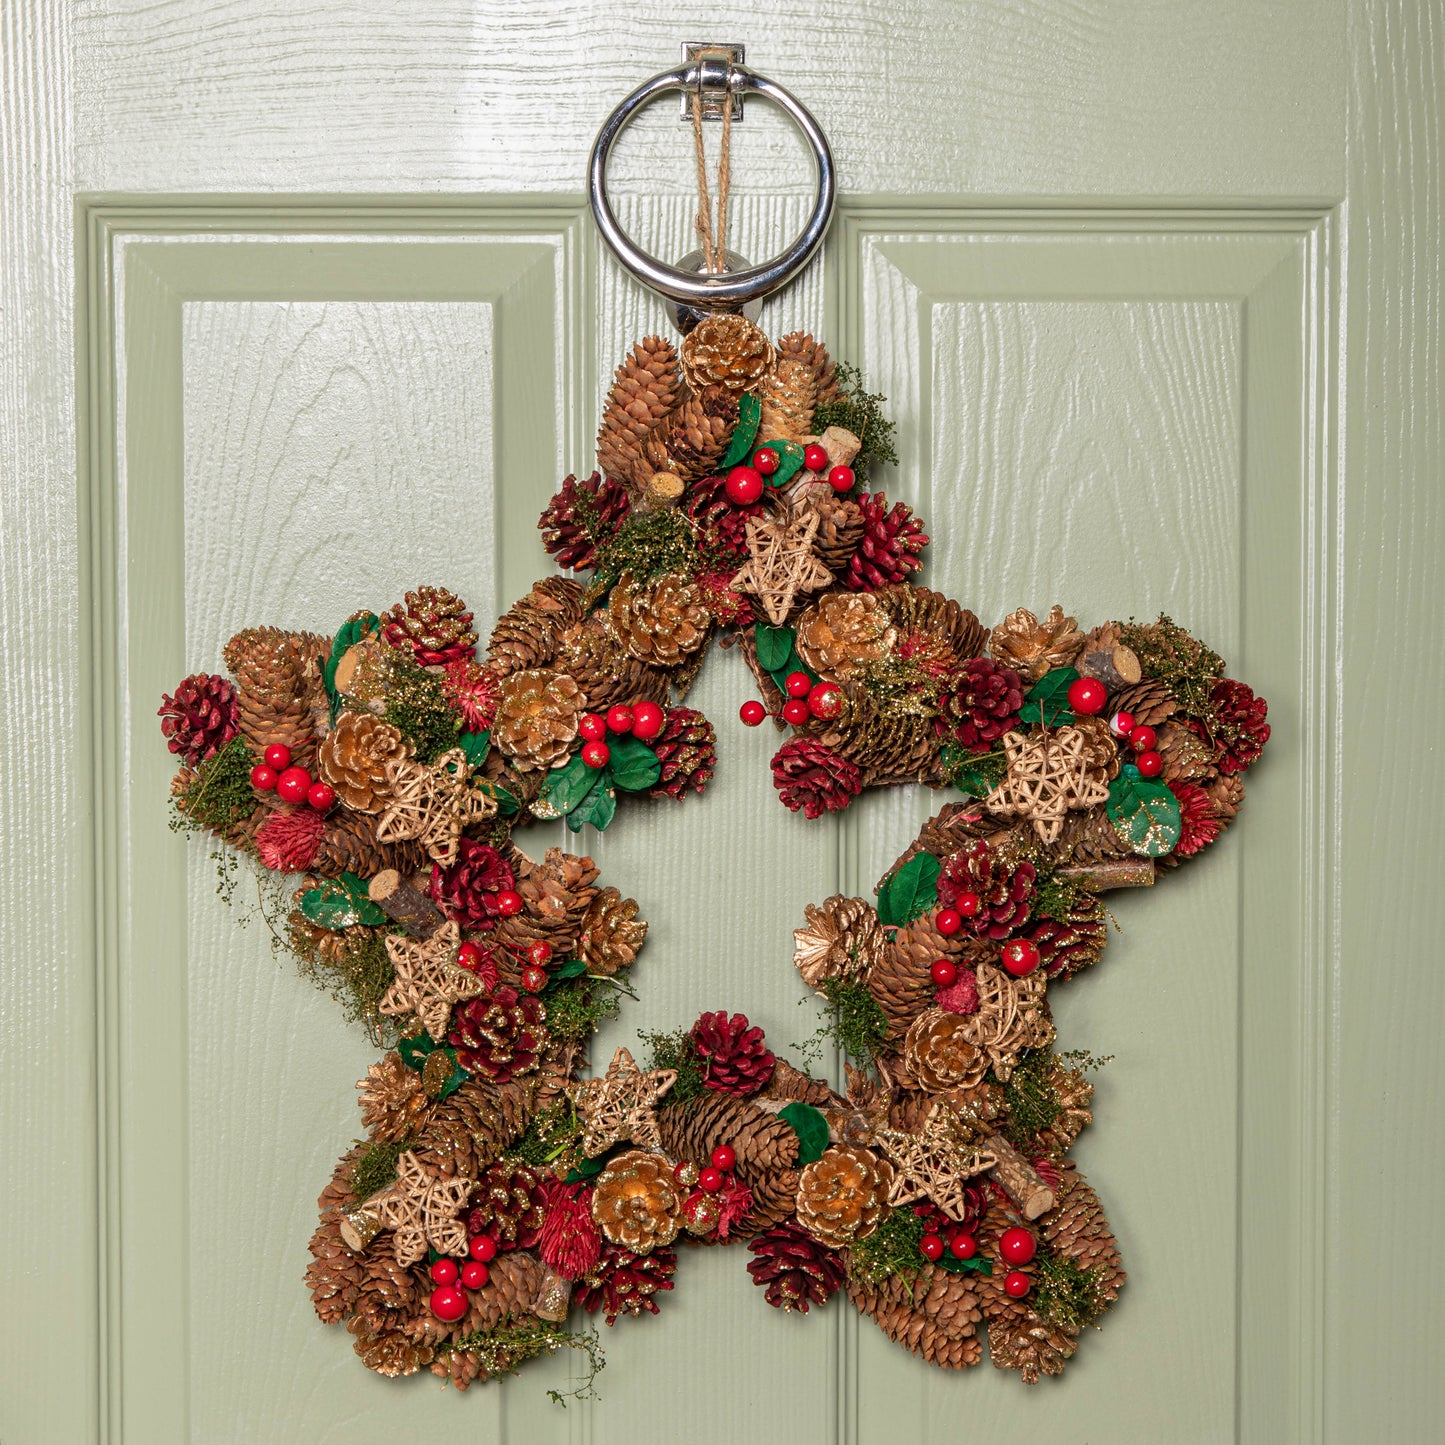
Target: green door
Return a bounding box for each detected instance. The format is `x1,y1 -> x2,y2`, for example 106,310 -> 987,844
2,4 -> 1440,1442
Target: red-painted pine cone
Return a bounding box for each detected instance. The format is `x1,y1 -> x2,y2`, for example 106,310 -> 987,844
771,737 -> 864,819
689,1010 -> 776,1097
447,986 -> 547,1083
936,841 -> 1036,941
573,1240 -> 677,1324
429,838 -> 516,928
1189,678 -> 1270,774
842,493 -> 929,591
937,657 -> 1025,753
538,470 -> 632,572
649,707 -> 717,800
746,1222 -> 846,1313
158,672 -> 240,765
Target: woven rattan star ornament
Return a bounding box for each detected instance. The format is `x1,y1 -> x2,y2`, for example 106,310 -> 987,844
378,920 -> 483,1041
376,747 -> 496,867
570,1046 -> 677,1156
366,1149 -> 474,1267
873,1102 -> 999,1222
730,508 -> 834,626
985,724 -> 1111,843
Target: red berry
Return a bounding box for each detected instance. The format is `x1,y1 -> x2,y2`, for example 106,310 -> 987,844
803,443 -> 830,473
725,465 -> 764,505
520,965 -> 548,994
956,891 -> 982,919
306,781 -> 335,812
469,1234 -> 497,1263
999,1227 -> 1037,1265
276,765 -> 312,804
430,1257 -> 459,1286
698,1166 -> 724,1193
1002,938 -> 1041,977
807,683 -> 844,720
250,765 -> 278,792
494,890 -> 523,918
1067,677 -> 1107,715
781,699 -> 811,725
429,1285 -> 468,1322
461,1260 -> 489,1289
1003,1270 -> 1031,1299
1136,749 -> 1163,777
930,958 -> 957,986
710,1145 -> 736,1172
582,740 -> 610,769
950,1232 -> 978,1260
606,704 -> 635,734
919,1234 -> 945,1262
631,701 -> 665,741
579,712 -> 607,742
527,940 -> 553,967
457,941 -> 483,971
827,464 -> 855,492
1110,710 -> 1136,737
263,743 -> 292,770
785,671 -> 812,698
935,908 -> 962,936
752,446 -> 780,475
1128,724 -> 1157,752
739,700 -> 767,727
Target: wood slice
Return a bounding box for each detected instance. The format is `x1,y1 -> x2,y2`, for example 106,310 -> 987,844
368,868 -> 444,938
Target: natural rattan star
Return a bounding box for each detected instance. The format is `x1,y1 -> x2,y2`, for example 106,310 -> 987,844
874,1102 -> 999,1222
730,509 -> 834,626
368,1149 -> 474,1266
378,921 -> 483,1041
376,747 -> 496,867
985,725 -> 1111,843
570,1046 -> 677,1156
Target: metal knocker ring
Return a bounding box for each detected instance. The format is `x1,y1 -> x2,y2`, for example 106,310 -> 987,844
588,57 -> 836,313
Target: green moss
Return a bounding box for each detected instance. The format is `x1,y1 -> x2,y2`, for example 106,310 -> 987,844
382,664 -> 463,763
169,738 -> 256,837
1117,614 -> 1225,719
1032,1251 -> 1108,1332
820,978 -> 890,1066
445,1318 -> 605,1404
639,1028 -> 707,1102
349,1139 -> 406,1202
543,977 -> 623,1047
847,1206 -> 928,1286
287,919 -> 398,1047
1000,1048 -> 1062,1147
506,1099 -> 583,1170
1032,868 -> 1088,925
586,508 -> 699,602
812,361 -> 899,471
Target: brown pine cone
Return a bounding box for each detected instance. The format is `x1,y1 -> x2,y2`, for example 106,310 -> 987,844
553,617 -> 670,712
757,356 -> 817,444
607,571 -> 710,665
317,711 -> 413,813
772,737 -> 864,818
485,576 -> 587,678
988,605 -> 1086,682
835,695 -> 944,788
305,1213 -> 365,1324
357,1052 -> 432,1144
867,913 -> 961,1041
467,1161 -> 547,1249
974,1201 -> 1079,1383
574,1240 -> 677,1323
1205,771 -> 1246,827
349,1321 -> 434,1378
591,1149 -> 683,1253
762,1058 -> 840,1109
539,470 -> 632,571
913,801 -> 999,862
776,331 -> 841,406
795,590 -> 897,682
578,886 -> 647,975
690,1010 -> 776,1096
312,809 -> 428,880
904,1007 -> 984,1090
793,894 -> 886,990
431,1348 -> 483,1390
380,586 -> 477,667
936,840 -> 1037,942
1056,804 -> 1132,864
413,1074 -> 538,1178
448,987 -> 547,1084
453,1248 -> 546,1335
795,1144 -> 892,1247
807,493 -> 866,574
679,312 -> 775,394
1155,719 -> 1216,784
352,1249 -> 419,1336
1069,715 -> 1123,781
648,706 -> 716,799
874,585 -> 989,677
1043,1161 -> 1126,1304
224,627 -> 330,766
318,1144 -> 364,1216
596,336 -> 682,486
937,658 -> 1024,752
1029,1060 -> 1096,1157
746,1222 -> 845,1312
640,384 -> 739,482
847,1262 -> 984,1370
492,668 -> 584,771
492,846 -> 601,959
1109,676 -> 1177,728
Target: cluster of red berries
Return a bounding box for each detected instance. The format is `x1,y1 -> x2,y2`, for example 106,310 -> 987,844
724,442 -> 856,506
919,1222 -> 1036,1298
456,929 -> 553,992
249,743 -> 334,811
427,1232 -> 497,1322
1066,679 -> 1164,777
578,700 -> 664,769
935,896 -> 1040,977
675,1143 -> 738,1194
739,671 -> 845,729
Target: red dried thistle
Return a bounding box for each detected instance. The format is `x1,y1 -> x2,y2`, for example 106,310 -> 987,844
1166,779 -> 1223,857
440,657 -> 501,732
538,1180 -> 603,1280
254,806 -> 324,872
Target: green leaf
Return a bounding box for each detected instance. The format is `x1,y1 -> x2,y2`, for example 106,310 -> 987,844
1105,766 -> 1183,857
478,779 -> 519,816
1018,667 -> 1079,727
937,1254 -> 993,1277
567,779 -> 617,833
758,438 -> 805,487
458,729 -> 490,766
754,623 -> 795,673
300,873 -> 385,929
398,1032 -> 437,1071
606,734 -> 662,792
565,1153 -> 607,1183
550,957 -> 588,981
533,752 -> 598,819
719,392 -> 762,468
323,613 -> 377,699
876,850 -> 942,927
778,1102 -> 831,1165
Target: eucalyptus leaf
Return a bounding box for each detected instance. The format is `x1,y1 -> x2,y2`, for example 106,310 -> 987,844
550,957 -> 588,981
607,734 -> 662,792
1106,766 -> 1183,857
876,850 -> 942,927
1019,667 -> 1079,727
567,779 -> 617,833
778,1101 -> 831,1165
719,391 -> 762,468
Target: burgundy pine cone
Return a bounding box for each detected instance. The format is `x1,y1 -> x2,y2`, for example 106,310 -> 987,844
573,1240 -> 677,1324
771,737 -> 864,819
466,1161 -> 547,1250
936,840 -> 1036,941
429,837 -> 516,928
689,1009 -> 776,1096
648,707 -> 717,800
746,1222 -> 845,1313
158,672 -> 239,765
1189,677 -> 1271,774
447,985 -> 547,1083
936,657 -> 1025,753
841,493 -> 929,591
686,474 -> 767,565
538,470 -> 632,572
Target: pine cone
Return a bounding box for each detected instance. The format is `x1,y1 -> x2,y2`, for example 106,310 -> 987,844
1069,715 -> 1122,781
431,1349 -> 483,1390
352,1249 -> 420,1336
350,1321 -> 434,1378
1027,895 -> 1107,981
591,1149 -> 684,1253
806,493 -> 866,574
690,1010 -> 776,1096
904,1008 -> 984,1090
762,1059 -> 840,1109
842,493 -> 929,591
847,1263 -> 984,1370
317,711 -> 413,813
158,672 -> 240,766
413,1074 -> 538,1179
1154,719 -> 1215,784
574,1239 -> 677,1323
869,914 -> 961,1040
1057,804 -> 1132,865
1189,677 -> 1271,774
1109,676 -> 1177,728
772,736 -> 864,818
358,1052 -> 432,1144
680,313 -> 775,393
492,846 -> 601,959
795,1144 -> 892,1247
648,706 -> 716,798
539,470 -> 632,571
686,472 -> 776,564
793,894 -> 886,990
1043,1161 -> 1125,1303
380,586 -> 477,666
492,668 -> 584,771
312,809 -> 428,880
305,1213 -> 365,1324
833,693 -> 943,788
878,586 -> 990,676
1205,771 -> 1245,827
776,331 -> 841,406
578,886 -> 647,975
607,571 -> 710,665
936,840 -> 1036,941
974,1204 -> 1077,1383
795,591 -> 896,682
988,605 -> 1086,682
466,1161 -> 547,1249
429,837 -> 516,928
937,659 -> 1024,753
641,384 -> 739,482
757,356 -> 817,444
224,627 -> 329,766
1028,1060 -> 1095,1157
553,617 -> 670,713
747,1222 -> 845,1312
447,986 -> 548,1083
913,802 -> 997,862
453,1249 -> 546,1336
485,577 -> 587,678
596,337 -> 683,486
